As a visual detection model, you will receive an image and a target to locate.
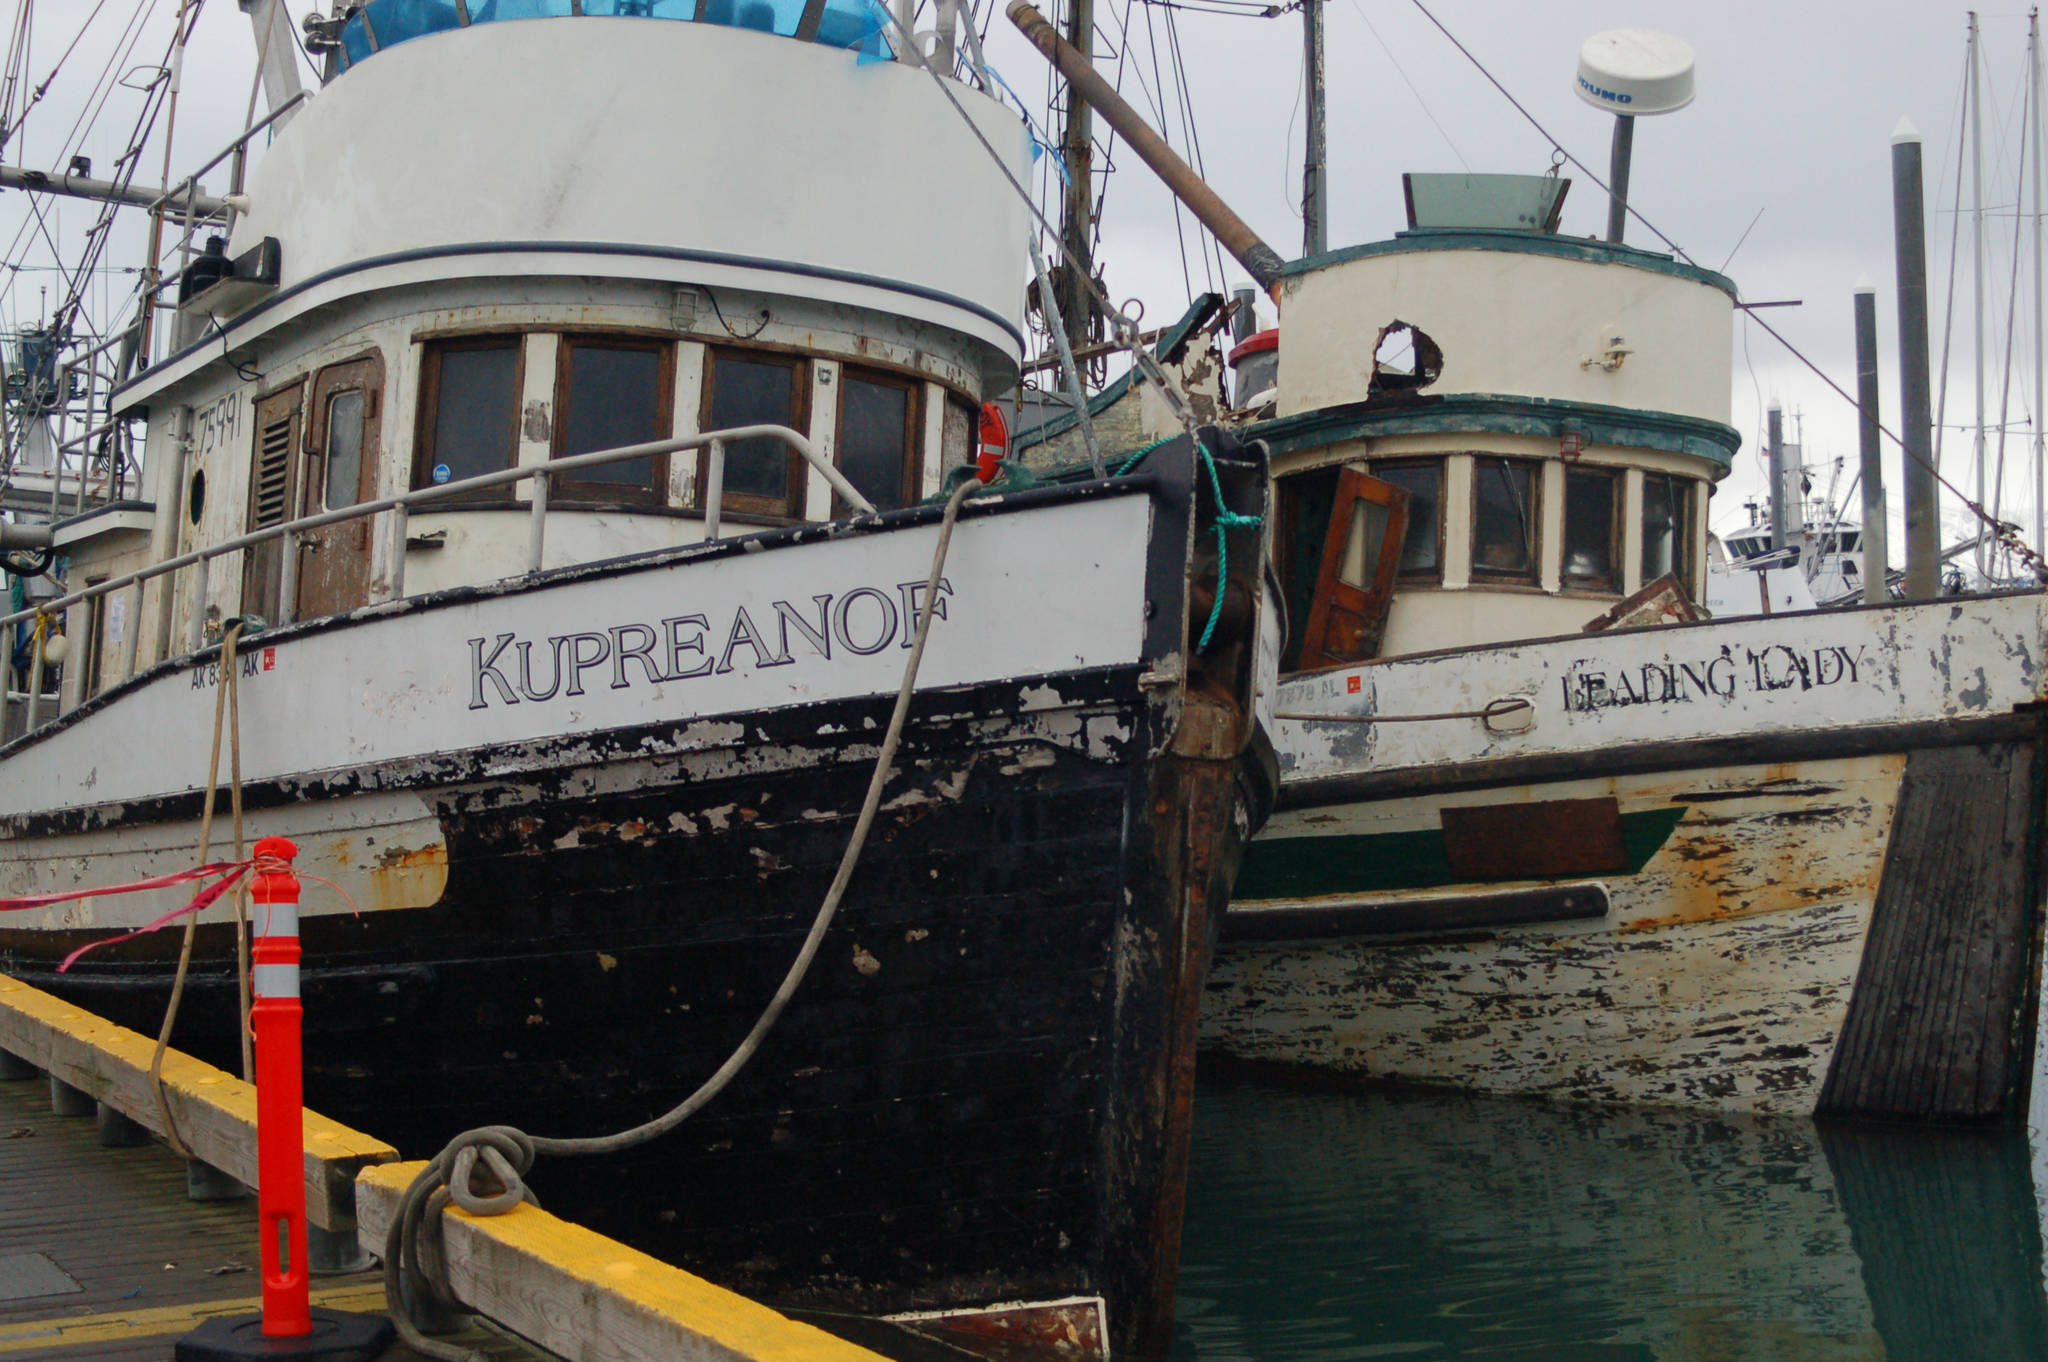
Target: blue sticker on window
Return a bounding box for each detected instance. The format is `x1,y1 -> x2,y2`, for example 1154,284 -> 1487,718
432,463 -> 453,484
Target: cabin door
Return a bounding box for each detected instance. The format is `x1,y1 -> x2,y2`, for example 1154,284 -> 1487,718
1298,467 -> 1409,670
294,357 -> 383,621
241,381 -> 305,626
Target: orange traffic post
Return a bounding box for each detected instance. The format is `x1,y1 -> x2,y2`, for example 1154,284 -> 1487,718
251,835 -> 313,1336
177,838 -> 392,1362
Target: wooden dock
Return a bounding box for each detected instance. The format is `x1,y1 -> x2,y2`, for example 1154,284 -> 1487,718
0,976 -> 896,1362
0,1073 -> 536,1361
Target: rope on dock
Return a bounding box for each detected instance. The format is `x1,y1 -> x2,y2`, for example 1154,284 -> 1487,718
383,477 -> 988,1362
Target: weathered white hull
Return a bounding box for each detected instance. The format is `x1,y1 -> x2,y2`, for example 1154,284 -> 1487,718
1206,591 -> 2048,1119
1206,755 -> 1899,1113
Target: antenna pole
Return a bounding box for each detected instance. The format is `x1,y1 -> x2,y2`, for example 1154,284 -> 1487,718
1605,114 -> 1634,244
1302,0 -> 1327,256
1057,0 -> 1095,356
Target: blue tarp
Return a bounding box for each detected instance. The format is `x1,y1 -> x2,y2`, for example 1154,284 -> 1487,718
337,0 -> 891,72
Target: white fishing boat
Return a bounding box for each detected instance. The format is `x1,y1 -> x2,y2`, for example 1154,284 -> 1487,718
1196,32 -> 2048,1120
0,5 -> 1279,1355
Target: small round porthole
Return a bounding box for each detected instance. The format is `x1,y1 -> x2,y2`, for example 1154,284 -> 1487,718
188,469 -> 206,525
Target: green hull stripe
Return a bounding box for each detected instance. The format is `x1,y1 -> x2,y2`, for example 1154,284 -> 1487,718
1235,805 -> 1689,902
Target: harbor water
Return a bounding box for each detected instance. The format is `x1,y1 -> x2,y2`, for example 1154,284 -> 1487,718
1172,1072 -> 2048,1362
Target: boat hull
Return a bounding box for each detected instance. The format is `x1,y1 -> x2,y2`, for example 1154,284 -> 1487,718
1205,592 -> 2048,1121
1,451 -> 1276,1357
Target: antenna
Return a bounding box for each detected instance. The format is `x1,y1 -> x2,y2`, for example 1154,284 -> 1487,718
1574,29 -> 1696,245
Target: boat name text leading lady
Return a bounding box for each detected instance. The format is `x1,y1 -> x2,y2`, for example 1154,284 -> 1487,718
1560,642 -> 1873,714
467,577 -> 953,709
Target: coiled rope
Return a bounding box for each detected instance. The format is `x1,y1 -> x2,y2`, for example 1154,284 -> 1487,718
383,478 -> 984,1362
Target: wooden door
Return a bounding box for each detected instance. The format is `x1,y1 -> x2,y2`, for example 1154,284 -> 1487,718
241,382 -> 305,626
295,357 -> 383,621
1298,467 -> 1409,670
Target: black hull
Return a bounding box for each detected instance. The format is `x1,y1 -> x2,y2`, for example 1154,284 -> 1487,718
4,669 -> 1271,1353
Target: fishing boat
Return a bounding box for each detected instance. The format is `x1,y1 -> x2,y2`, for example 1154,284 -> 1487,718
0,6 -> 1278,1356
1196,139 -> 2048,1121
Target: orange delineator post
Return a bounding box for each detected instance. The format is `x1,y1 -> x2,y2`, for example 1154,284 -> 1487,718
251,835 -> 312,1339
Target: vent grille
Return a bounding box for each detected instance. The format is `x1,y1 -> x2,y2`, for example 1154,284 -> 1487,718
252,416 -> 292,527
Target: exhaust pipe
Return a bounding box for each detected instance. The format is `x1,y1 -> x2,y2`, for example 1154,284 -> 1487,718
1007,0 -> 1286,293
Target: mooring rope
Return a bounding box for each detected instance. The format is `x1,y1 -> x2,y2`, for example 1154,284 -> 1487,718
149,619 -> 244,1158
383,478 -> 985,1362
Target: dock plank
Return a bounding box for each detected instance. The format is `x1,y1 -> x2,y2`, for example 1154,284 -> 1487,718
0,1078 -> 544,1361
356,1161 -> 890,1362
0,975 -> 395,1232
1818,738 -> 2041,1122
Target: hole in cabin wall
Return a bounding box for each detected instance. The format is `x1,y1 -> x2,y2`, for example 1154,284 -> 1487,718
1368,321 -> 1443,395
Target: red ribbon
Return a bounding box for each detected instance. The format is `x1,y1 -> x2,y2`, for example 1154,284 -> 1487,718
0,860 -> 255,973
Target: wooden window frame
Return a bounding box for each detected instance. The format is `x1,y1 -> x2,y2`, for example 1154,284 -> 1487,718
306,351 -> 386,514
412,335 -> 525,501
551,334 -> 675,508
1640,471 -> 1695,589
1468,454 -> 1544,587
698,345 -> 811,521
834,364 -> 921,515
1371,457 -> 1446,585
1561,464 -> 1623,595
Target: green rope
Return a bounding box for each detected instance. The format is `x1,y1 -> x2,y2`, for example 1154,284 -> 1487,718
1112,437 -> 1174,476
1194,439 -> 1262,652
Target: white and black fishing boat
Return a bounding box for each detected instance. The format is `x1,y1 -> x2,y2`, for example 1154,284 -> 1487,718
0,5 -> 1277,1356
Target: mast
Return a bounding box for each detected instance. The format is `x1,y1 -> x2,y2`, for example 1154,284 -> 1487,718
1895,119 -> 1942,600
2034,8 -> 2044,559
1057,0 -> 1094,356
1301,0 -> 1326,256
1855,279 -> 1889,604
1972,11 -> 1989,578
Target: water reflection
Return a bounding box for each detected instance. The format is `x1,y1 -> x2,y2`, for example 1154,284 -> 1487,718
1173,1075 -> 2048,1362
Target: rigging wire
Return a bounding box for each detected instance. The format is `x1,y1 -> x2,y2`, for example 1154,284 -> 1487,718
0,0 -> 115,153
1343,0 -> 1468,175
1405,0 -> 2046,575
1162,5 -> 1228,291
1934,40 -> 1971,478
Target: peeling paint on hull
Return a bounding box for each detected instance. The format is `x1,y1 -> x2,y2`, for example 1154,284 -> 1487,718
1204,757 -> 1900,1114
1209,591 -> 2048,1119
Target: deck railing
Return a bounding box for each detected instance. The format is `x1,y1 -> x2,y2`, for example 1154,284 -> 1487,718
4,424 -> 866,733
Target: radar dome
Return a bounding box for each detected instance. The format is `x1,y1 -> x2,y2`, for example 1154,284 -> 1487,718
1575,29 -> 1695,116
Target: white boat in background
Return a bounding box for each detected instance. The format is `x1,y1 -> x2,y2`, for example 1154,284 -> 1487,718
1194,137 -> 2047,1120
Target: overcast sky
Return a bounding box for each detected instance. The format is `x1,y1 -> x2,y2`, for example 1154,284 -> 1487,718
0,0 -> 2034,549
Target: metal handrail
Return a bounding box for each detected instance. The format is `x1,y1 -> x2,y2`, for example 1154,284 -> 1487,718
0,424 -> 870,647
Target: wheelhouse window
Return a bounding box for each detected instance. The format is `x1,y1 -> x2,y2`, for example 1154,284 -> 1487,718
702,347 -> 808,519
1642,472 -> 1693,586
1562,466 -> 1620,592
836,367 -> 920,513
554,336 -> 671,505
1471,456 -> 1540,584
1373,460 -> 1441,581
415,338 -> 520,499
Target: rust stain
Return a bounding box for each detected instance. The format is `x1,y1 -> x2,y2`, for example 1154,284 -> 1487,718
363,843 -> 449,914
